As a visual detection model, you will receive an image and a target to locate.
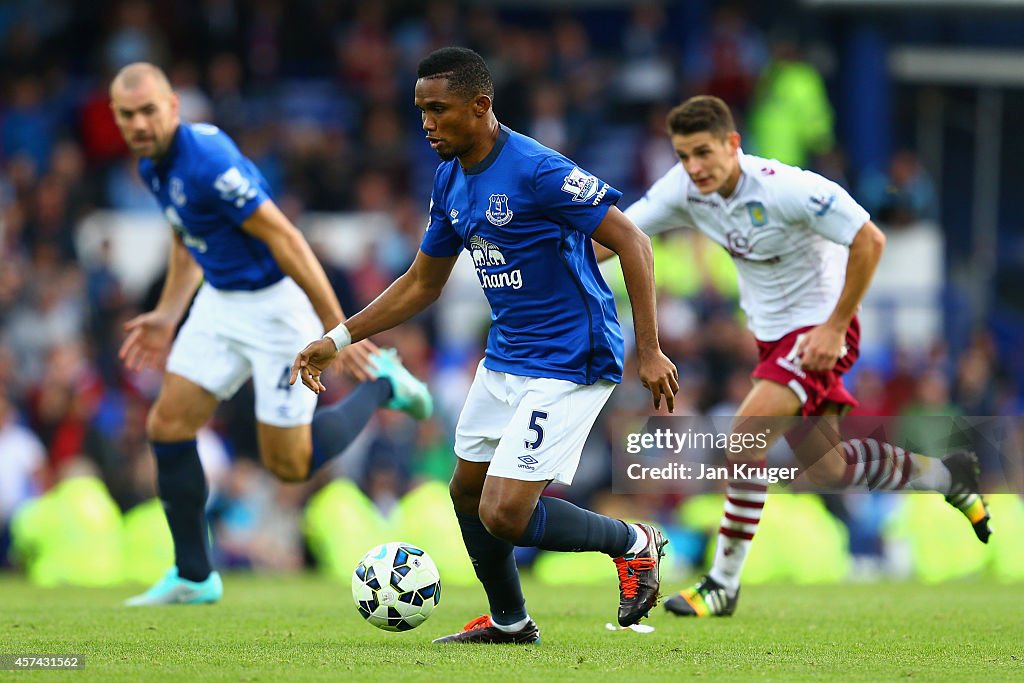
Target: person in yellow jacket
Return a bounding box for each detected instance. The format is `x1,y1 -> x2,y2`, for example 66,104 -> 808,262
747,36 -> 834,170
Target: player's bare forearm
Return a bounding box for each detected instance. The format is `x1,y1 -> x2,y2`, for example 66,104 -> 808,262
241,200 -> 344,329
343,251 -> 457,343
592,210 -> 678,410
592,209 -> 660,356
155,234 -> 203,322
619,241 -> 661,357
801,221 -> 885,371
269,230 -> 344,328
825,220 -> 886,331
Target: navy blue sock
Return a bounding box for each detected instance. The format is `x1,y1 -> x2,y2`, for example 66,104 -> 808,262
517,497 -> 635,557
152,440 -> 211,582
309,378 -> 392,477
456,511 -> 528,626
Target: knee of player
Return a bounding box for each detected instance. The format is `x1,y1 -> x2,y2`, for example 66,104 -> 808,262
145,405 -> 196,442
478,501 -> 529,543
448,477 -> 481,515
262,451 -> 310,483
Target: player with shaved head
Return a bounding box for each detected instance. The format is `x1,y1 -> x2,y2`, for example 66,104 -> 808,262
111,63 -> 433,606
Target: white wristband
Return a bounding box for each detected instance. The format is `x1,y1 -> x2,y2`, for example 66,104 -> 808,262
323,323 -> 352,351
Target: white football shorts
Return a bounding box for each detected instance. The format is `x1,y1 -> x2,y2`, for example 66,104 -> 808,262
166,277 -> 322,427
454,360 -> 616,485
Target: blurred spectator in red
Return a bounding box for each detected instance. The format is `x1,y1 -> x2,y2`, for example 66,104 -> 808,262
847,367 -> 894,417
25,339 -> 104,471
78,80 -> 129,166
335,4 -> 394,92
682,4 -> 767,112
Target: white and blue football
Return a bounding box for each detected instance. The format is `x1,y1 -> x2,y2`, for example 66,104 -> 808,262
351,542 -> 441,632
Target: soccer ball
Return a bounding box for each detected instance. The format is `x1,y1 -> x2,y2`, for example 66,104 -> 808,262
351,542 -> 441,632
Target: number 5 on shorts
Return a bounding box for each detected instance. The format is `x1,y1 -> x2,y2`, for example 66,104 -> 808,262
524,410 -> 548,450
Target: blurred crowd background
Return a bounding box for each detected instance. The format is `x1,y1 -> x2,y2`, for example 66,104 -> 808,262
2,0 -> 1024,586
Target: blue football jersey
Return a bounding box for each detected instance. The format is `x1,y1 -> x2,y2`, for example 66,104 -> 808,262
420,126 -> 624,385
138,123 -> 283,291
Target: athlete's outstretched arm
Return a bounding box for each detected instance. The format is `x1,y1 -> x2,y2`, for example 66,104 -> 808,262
119,232 -> 202,371
799,220 -> 886,372
156,232 -> 204,322
592,206 -> 679,412
290,250 -> 458,393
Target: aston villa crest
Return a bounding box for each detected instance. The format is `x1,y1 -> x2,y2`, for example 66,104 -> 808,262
746,201 -> 767,227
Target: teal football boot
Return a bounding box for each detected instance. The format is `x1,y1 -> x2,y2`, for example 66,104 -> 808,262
368,348 -> 434,420
125,568 -> 223,606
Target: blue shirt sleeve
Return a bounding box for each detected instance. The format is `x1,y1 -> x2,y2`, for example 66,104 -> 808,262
419,184 -> 462,257
196,152 -> 271,226
533,155 -> 622,236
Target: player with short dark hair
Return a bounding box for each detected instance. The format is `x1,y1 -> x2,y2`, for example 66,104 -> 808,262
111,62 -> 433,606
598,94 -> 991,617
665,95 -> 737,139
292,47 -> 679,643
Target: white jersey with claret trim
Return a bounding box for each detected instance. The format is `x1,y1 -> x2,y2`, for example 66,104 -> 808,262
624,152 -> 870,342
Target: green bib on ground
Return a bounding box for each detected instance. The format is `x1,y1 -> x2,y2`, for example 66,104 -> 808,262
740,493 -> 850,584
984,494 -> 1024,581
10,476 -> 124,586
884,495 -> 987,582
886,493 -> 1024,582
304,479 -> 389,582
305,479 -> 477,587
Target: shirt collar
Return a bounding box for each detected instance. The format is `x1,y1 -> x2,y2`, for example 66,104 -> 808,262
462,125 -> 510,176
154,125 -> 185,171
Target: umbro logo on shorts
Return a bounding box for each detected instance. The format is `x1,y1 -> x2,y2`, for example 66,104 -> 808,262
518,455 -> 539,470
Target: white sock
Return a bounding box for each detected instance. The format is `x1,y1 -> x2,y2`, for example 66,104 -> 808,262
626,524 -> 649,555
708,539 -> 748,597
905,455 -> 953,493
707,469 -> 768,597
492,615 -> 531,632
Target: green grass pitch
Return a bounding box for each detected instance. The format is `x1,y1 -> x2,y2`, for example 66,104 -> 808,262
1,573 -> 1022,682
